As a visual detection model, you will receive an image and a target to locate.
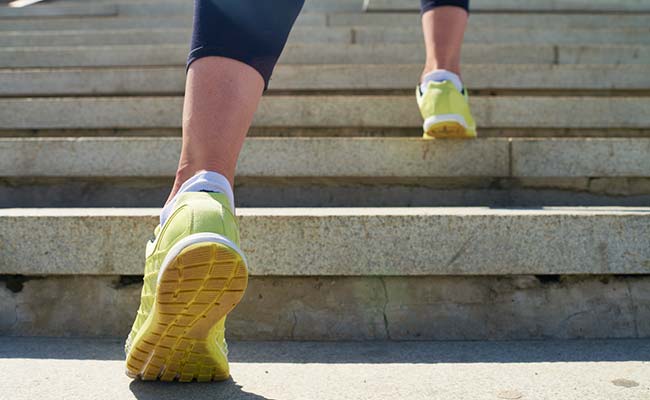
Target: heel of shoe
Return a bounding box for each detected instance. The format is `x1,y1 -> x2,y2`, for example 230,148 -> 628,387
126,234 -> 248,382
423,114 -> 476,139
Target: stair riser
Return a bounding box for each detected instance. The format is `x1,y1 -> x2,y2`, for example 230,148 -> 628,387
2,209 -> 649,276
365,0 -> 650,12
0,1 -> 359,19
3,44 -> 649,68
2,275 -> 649,340
3,178 -> 650,208
1,97 -> 649,130
2,14 -> 649,31
3,65 -> 649,97
3,137 -> 650,178
331,13 -> 650,29
4,27 -> 650,47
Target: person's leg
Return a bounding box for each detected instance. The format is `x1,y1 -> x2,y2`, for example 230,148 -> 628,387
416,0 -> 476,139
168,56 -> 263,204
168,0 -> 305,203
420,2 -> 468,81
125,0 -> 304,382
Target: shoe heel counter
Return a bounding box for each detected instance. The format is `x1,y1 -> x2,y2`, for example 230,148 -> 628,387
157,192 -> 241,251
189,193 -> 241,247
421,81 -> 466,115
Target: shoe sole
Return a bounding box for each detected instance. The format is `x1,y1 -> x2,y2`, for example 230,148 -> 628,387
423,121 -> 476,139
422,114 -> 476,139
125,239 -> 248,382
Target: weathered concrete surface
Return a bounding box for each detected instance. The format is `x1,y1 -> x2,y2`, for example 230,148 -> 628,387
0,12 -> 648,31
0,137 -> 511,178
2,137 -> 649,179
3,275 -> 650,340
0,4 -> 117,18
352,26 -> 650,45
511,138 -> 650,177
1,96 -> 649,129
1,13 -> 647,32
366,0 -> 650,12
3,64 -> 648,96
3,177 -> 650,208
3,43 -> 650,67
329,13 -> 650,29
0,207 -> 649,276
4,26 -> 650,47
1,338 -> 649,400
0,13 -> 323,32
53,0 -> 362,15
0,43 -> 542,67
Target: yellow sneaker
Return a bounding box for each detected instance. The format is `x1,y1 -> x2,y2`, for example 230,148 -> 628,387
124,191 -> 248,382
416,80 -> 477,139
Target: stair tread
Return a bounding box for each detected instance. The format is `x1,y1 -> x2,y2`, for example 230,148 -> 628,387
1,206 -> 648,276
3,64 -> 649,96
3,43 -> 649,67
1,137 -> 649,178
365,0 -> 650,12
3,26 -> 650,46
1,95 -> 648,130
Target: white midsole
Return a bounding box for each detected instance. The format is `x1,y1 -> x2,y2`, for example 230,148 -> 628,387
423,114 -> 468,132
156,232 -> 248,285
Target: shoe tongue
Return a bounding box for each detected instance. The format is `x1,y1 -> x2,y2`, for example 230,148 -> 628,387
154,224 -> 161,238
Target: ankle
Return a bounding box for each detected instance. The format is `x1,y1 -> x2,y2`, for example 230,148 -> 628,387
422,63 -> 461,81
167,167 -> 233,205
161,169 -> 235,226
420,69 -> 464,93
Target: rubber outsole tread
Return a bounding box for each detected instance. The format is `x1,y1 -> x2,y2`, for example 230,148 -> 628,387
423,121 -> 476,139
125,241 -> 248,382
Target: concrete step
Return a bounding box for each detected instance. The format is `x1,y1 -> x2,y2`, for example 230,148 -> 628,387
103,0 -> 364,13
1,96 -> 648,130
1,207 -> 648,276
328,13 -> 650,29
2,137 -> 649,179
0,3 -> 117,18
0,27 -> 352,47
0,14 -> 324,31
0,0 -> 362,17
5,0 -> 649,19
0,12 -> 647,31
2,338 -> 649,398
4,26 -> 650,47
3,43 -> 649,67
3,272 -> 650,339
4,175 -> 650,208
1,207 -> 649,338
3,137 -> 649,208
3,65 -> 648,97
365,0 -> 650,12
2,13 -> 649,32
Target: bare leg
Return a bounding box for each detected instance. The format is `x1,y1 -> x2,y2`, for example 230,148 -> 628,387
421,6 -> 468,81
165,56 -> 264,205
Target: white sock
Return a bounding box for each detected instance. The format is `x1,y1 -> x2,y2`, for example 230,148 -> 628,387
160,170 -> 234,227
420,69 -> 463,94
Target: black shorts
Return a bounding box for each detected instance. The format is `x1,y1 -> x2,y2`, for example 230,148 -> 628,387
188,0 -> 469,89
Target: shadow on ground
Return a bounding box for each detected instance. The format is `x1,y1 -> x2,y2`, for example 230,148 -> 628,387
1,337 -> 650,363
129,379 -> 274,400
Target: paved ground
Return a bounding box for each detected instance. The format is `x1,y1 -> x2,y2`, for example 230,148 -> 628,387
1,337 -> 649,399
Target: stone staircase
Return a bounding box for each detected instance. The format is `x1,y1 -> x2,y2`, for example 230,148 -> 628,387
1,1 -> 650,395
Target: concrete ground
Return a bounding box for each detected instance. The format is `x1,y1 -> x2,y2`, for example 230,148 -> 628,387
1,337 -> 649,399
